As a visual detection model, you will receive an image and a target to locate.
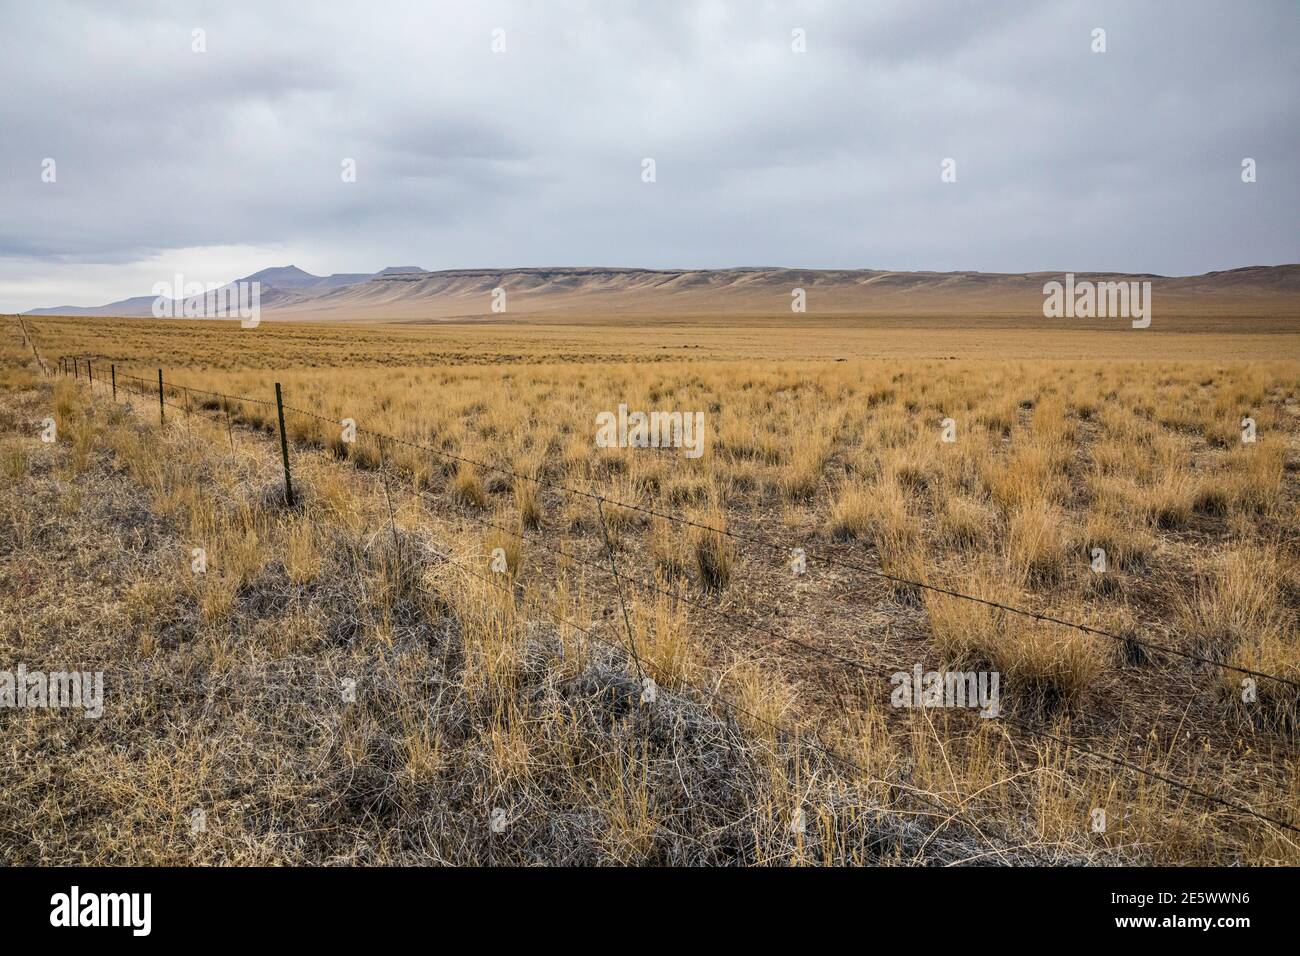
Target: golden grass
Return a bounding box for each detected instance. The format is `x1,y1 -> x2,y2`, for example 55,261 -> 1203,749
691,503 -> 735,592
925,570 -> 1106,711
6,314 -> 1300,865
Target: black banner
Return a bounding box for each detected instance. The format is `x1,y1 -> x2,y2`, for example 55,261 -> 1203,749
0,866 -> 1284,941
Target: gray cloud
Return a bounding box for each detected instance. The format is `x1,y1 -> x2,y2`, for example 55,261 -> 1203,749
0,0 -> 1296,311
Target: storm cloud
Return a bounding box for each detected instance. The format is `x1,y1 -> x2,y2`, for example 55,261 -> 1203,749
1,0 -> 1296,311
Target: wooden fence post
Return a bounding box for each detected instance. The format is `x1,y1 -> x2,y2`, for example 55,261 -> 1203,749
274,382 -> 295,507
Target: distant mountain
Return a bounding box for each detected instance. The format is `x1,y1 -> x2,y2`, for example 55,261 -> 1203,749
26,294 -> 166,317
23,263 -> 1300,321
26,264 -> 380,316
240,265 -> 322,288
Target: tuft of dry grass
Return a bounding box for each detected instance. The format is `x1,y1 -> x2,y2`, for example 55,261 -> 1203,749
1005,500 -> 1071,587
1178,547 -> 1285,659
1082,507 -> 1152,572
451,463 -> 488,508
936,493 -> 993,550
691,505 -> 735,592
3,442 -> 26,481
776,430 -> 831,501
925,569 -> 1105,711
630,584 -> 695,688
649,515 -> 688,578
513,475 -> 542,530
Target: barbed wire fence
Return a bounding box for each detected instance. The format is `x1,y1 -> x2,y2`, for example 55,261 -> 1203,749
16,326 -> 1300,848
13,315 -> 49,377
30,345 -> 1036,860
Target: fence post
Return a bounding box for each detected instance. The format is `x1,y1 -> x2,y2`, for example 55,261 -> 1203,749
222,394 -> 235,457
158,369 -> 165,423
274,382 -> 295,507
74,359 -> 79,380
111,364 -> 116,401
88,362 -> 93,390
377,434 -> 400,557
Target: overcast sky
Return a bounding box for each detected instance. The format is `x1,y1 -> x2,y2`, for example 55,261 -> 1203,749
1,0 -> 1296,311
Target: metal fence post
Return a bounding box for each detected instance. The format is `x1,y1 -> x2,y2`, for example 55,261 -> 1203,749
158,369 -> 165,423
274,382 -> 295,507
222,394 -> 235,457
111,364 -> 116,401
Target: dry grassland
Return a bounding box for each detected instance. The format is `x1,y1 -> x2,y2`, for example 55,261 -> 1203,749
3,313 -> 1298,864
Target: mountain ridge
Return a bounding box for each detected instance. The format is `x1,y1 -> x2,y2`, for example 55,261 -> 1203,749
24,263 -> 1300,320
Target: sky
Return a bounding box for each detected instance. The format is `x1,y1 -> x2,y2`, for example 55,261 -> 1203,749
0,0 -> 1296,312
